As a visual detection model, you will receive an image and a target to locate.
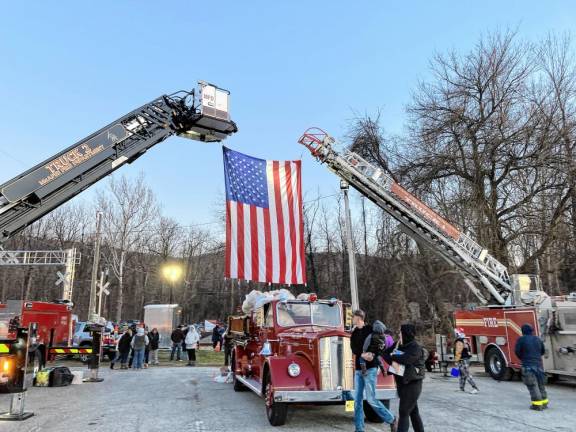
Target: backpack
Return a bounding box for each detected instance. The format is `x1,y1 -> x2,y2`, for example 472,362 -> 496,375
133,335 -> 146,350
49,366 -> 74,387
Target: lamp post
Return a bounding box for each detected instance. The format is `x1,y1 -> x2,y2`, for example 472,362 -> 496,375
162,264 -> 183,305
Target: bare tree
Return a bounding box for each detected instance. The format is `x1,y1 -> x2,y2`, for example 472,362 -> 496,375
97,173 -> 158,322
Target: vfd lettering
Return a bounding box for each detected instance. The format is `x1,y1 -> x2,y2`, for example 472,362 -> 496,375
483,317 -> 498,328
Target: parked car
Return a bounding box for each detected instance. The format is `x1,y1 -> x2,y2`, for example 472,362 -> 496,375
73,321 -> 116,362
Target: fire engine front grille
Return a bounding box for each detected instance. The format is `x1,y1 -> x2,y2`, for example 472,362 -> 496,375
319,336 -> 354,391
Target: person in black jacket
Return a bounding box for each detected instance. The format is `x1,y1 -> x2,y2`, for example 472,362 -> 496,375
148,328 -> 160,365
212,325 -> 222,349
351,310 -> 397,432
383,323 -> 425,432
515,323 -> 548,410
116,328 -> 133,370
170,326 -> 184,361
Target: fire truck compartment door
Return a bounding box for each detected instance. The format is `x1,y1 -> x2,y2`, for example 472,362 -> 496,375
504,309 -> 538,368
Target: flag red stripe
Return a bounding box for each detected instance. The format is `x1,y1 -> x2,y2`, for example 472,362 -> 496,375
285,161 -> 298,284
296,161 -> 307,284
237,202 -> 245,280
264,207 -> 272,283
250,205 -> 259,282
273,161 -> 286,284
225,201 -> 231,278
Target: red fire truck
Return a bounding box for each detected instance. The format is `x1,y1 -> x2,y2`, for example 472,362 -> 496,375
299,128 -> 576,382
229,293 -> 396,426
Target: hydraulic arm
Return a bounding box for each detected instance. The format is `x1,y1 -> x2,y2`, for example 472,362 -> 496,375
0,82 -> 237,243
298,128 -> 512,305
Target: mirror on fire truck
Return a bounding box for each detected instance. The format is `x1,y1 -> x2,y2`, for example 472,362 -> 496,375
343,304 -> 353,331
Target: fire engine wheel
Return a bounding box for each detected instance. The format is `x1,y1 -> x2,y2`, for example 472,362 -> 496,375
485,348 -> 513,381
232,356 -> 246,392
264,371 -> 288,426
363,400 -> 390,423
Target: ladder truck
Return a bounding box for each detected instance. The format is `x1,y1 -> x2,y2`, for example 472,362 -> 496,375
0,82 -> 238,394
298,128 -> 576,382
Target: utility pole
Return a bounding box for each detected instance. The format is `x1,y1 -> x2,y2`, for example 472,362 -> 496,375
341,180 -> 359,310
97,268 -> 110,317
88,211 -> 103,321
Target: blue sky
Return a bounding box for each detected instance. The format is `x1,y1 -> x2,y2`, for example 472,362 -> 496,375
1,1 -> 574,228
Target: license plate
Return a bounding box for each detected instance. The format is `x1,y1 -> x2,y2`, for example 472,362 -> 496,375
345,400 -> 355,412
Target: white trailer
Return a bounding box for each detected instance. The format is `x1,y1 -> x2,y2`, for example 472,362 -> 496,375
143,304 -> 182,349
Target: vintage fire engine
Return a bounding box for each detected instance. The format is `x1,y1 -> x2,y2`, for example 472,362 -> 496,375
298,128 -> 576,382
228,294 -> 396,426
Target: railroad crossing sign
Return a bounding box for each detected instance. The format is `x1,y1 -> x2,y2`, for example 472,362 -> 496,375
98,282 -> 110,297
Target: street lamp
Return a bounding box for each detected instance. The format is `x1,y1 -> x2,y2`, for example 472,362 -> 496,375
162,263 -> 183,305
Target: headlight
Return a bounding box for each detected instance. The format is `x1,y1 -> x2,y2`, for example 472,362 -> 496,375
287,362 -> 301,377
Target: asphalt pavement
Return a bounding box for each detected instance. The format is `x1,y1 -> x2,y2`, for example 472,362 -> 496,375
1,366 -> 575,432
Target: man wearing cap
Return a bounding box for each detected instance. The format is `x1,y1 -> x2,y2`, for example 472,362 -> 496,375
453,328 -> 479,394
515,323 -> 548,410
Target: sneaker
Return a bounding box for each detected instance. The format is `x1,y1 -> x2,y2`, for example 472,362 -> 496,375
530,405 -> 544,411
470,389 -> 479,394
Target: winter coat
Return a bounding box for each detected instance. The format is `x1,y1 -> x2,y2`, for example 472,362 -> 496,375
212,327 -> 222,343
351,324 -> 378,370
185,329 -> 200,349
515,324 -> 545,368
149,332 -> 160,350
131,329 -> 149,350
383,324 -> 425,386
171,328 -> 184,344
117,332 -> 132,354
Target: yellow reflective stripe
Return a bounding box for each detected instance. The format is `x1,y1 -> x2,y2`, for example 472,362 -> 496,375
55,349 -> 65,354
0,344 -> 9,353
68,349 -> 78,353
541,399 -> 549,404
532,400 -> 546,406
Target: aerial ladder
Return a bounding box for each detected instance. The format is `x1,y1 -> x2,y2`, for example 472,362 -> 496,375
0,81 -> 237,244
298,128 -> 513,306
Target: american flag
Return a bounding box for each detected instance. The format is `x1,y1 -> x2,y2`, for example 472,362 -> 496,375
223,147 -> 306,285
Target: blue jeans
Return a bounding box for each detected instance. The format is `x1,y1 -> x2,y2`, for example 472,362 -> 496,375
133,348 -> 145,369
171,343 -> 181,360
354,368 -> 395,431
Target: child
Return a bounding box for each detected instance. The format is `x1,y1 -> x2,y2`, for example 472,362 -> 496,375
360,320 -> 387,375
454,328 -> 479,394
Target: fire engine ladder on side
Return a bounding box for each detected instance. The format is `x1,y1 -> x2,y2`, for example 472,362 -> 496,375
0,82 -> 237,244
298,128 -> 513,305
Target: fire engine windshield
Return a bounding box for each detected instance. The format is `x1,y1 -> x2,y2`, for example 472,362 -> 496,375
276,301 -> 341,327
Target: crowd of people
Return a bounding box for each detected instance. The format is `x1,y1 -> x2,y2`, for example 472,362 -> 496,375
109,323 -> 201,369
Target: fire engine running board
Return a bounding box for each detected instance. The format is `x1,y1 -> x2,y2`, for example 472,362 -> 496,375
235,376 -> 262,396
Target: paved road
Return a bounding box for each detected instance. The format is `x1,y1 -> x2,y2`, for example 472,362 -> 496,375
1,367 -> 575,432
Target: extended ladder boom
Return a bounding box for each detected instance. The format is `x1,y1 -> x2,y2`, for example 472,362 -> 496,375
298,128 -> 512,305
0,82 -> 237,243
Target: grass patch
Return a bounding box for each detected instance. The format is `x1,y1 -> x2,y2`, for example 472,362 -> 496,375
156,348 -> 224,367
